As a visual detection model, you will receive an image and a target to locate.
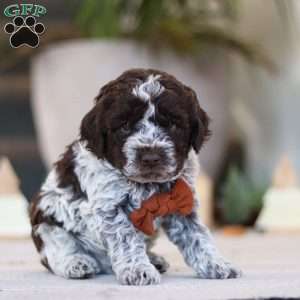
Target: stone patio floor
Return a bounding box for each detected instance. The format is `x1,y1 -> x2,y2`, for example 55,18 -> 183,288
1,232 -> 300,300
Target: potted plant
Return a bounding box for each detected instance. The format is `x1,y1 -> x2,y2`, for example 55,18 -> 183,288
220,165 -> 266,235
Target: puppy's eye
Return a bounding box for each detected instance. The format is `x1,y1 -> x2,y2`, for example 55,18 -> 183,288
164,121 -> 177,131
170,123 -> 177,131
119,122 -> 131,134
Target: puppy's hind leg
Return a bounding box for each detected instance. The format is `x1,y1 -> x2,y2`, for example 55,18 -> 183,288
146,237 -> 170,274
33,224 -> 101,279
148,252 -> 170,274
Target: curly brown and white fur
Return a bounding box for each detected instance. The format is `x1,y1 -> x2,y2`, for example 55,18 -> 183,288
29,68 -> 241,285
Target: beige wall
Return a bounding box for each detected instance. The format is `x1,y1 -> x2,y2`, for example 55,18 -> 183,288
230,0 -> 300,181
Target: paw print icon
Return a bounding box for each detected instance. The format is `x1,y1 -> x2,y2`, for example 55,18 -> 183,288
4,16 -> 45,48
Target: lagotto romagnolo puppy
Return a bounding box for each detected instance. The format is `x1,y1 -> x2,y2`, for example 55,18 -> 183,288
29,68 -> 241,285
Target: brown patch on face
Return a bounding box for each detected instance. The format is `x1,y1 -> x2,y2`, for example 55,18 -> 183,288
183,86 -> 211,152
80,77 -> 149,169
152,73 -> 210,173
104,97 -> 148,170
155,71 -> 210,153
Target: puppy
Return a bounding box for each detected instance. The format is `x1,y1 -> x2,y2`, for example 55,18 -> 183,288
29,68 -> 241,285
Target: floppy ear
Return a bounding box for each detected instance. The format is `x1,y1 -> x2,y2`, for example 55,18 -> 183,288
80,103 -> 106,159
188,90 -> 211,153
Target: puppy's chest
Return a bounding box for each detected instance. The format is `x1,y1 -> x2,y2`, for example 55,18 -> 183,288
77,181 -> 171,219
74,182 -> 170,238
121,182 -> 171,214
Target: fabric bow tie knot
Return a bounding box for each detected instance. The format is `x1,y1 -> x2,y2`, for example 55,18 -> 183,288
129,179 -> 194,235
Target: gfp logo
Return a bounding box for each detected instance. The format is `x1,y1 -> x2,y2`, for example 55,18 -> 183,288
3,4 -> 47,48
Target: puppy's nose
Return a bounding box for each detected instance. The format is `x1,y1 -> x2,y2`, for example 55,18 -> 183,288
141,153 -> 161,167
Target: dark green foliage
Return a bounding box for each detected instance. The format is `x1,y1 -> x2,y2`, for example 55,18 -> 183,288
221,166 -> 266,225
76,0 -> 123,38
75,0 -> 274,71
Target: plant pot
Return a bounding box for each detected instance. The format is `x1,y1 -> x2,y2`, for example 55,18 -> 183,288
31,39 -> 230,177
221,225 -> 247,236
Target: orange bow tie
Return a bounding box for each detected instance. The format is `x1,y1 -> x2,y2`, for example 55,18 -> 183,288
129,179 -> 194,235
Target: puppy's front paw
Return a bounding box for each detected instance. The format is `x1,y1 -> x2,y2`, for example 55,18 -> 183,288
117,264 -> 161,285
197,256 -> 242,279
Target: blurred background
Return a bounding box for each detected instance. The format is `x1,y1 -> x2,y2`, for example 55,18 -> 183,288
1,0 -> 299,232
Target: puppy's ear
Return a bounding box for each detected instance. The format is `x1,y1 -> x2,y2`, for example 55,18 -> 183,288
188,89 -> 211,153
80,103 -> 106,158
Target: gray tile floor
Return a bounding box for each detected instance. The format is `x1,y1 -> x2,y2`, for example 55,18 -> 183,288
1,232 -> 300,300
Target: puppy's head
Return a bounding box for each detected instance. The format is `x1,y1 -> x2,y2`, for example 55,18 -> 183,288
80,69 -> 210,183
